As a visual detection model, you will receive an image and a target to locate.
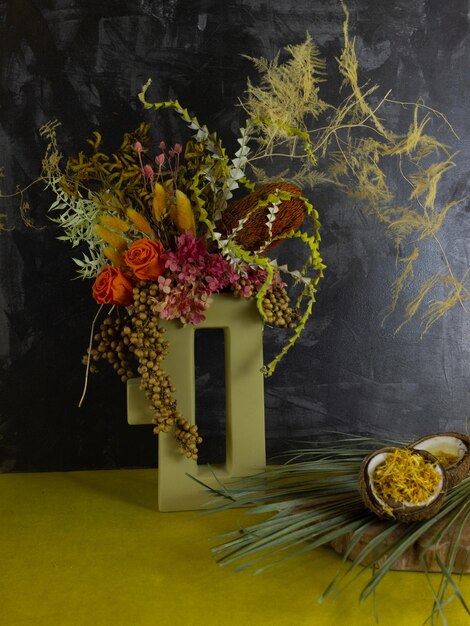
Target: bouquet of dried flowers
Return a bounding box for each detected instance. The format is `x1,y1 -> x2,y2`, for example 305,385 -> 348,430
38,113 -> 323,459
29,2 -> 458,461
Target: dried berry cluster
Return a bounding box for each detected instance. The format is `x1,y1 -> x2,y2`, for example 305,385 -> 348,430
82,315 -> 135,382
262,285 -> 299,328
84,281 -> 202,460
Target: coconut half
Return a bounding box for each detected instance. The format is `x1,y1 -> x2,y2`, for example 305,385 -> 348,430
409,432 -> 470,488
359,447 -> 447,523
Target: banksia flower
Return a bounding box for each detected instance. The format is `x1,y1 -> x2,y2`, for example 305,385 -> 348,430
126,208 -> 154,236
152,182 -> 168,221
218,182 -> 307,253
170,189 -> 196,234
93,224 -> 128,251
99,214 -> 130,232
103,246 -> 124,267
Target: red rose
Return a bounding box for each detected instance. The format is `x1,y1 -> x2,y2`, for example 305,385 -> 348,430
92,266 -> 134,306
123,238 -> 165,280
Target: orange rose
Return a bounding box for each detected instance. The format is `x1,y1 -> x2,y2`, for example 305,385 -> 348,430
123,238 -> 165,280
92,267 -> 134,306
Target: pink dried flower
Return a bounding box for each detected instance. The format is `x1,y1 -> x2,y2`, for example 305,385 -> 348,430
149,232 -> 288,327
155,153 -> 165,167
156,283 -> 210,325
157,275 -> 172,294
134,141 -> 143,153
173,143 -> 183,154
149,232 -> 286,326
159,141 -> 166,150
143,164 -> 154,180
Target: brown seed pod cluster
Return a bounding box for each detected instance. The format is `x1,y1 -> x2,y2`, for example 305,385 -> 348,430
175,417 -> 203,461
218,182 -> 307,253
262,285 -> 299,328
82,315 -> 135,382
128,281 -> 202,460
84,281 -> 203,460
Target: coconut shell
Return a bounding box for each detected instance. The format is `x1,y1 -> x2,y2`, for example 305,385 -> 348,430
218,182 -> 307,253
409,432 -> 470,488
359,447 -> 447,523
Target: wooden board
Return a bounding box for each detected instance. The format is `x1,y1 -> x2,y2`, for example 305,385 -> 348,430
330,517 -> 470,573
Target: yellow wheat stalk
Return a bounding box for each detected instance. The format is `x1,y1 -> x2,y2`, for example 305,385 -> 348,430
99,214 -> 130,232
93,225 -> 128,251
126,208 -> 154,236
152,183 -> 168,221
103,247 -> 124,266
170,190 -> 196,234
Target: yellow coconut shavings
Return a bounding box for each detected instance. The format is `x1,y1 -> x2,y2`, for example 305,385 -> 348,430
373,448 -> 440,506
433,451 -> 460,468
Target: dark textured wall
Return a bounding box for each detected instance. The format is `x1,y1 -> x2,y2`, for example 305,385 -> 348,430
1,0 -> 469,472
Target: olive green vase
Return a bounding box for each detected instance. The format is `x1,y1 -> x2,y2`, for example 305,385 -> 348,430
127,294 -> 266,511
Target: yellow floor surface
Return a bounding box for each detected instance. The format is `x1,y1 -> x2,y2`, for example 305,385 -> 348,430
1,469 -> 469,626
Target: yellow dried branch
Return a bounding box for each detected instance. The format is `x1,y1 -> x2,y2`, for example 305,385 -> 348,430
337,1 -> 388,137
329,135 -> 397,214
383,246 -> 419,325
387,198 -> 460,247
241,32 -> 329,154
382,109 -> 449,160
422,198 -> 462,239
412,135 -> 450,161
409,157 -> 457,210
395,273 -> 442,334
421,273 -> 470,334
386,209 -> 428,244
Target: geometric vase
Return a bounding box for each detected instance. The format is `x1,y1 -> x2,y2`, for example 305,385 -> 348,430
127,293 -> 266,511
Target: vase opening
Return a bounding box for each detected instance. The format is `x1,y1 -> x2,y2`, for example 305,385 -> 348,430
195,328 -> 227,465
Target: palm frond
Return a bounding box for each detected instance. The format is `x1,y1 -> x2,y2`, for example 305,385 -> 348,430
201,435 -> 470,624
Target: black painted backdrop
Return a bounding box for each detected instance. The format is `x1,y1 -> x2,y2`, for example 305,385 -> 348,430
1,0 -> 469,472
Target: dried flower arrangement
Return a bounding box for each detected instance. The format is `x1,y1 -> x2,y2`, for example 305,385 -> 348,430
23,1 -> 460,461
38,114 -> 323,460
1,1 -> 468,620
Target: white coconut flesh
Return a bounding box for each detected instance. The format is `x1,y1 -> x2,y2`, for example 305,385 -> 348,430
411,436 -> 467,467
366,451 -> 444,509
